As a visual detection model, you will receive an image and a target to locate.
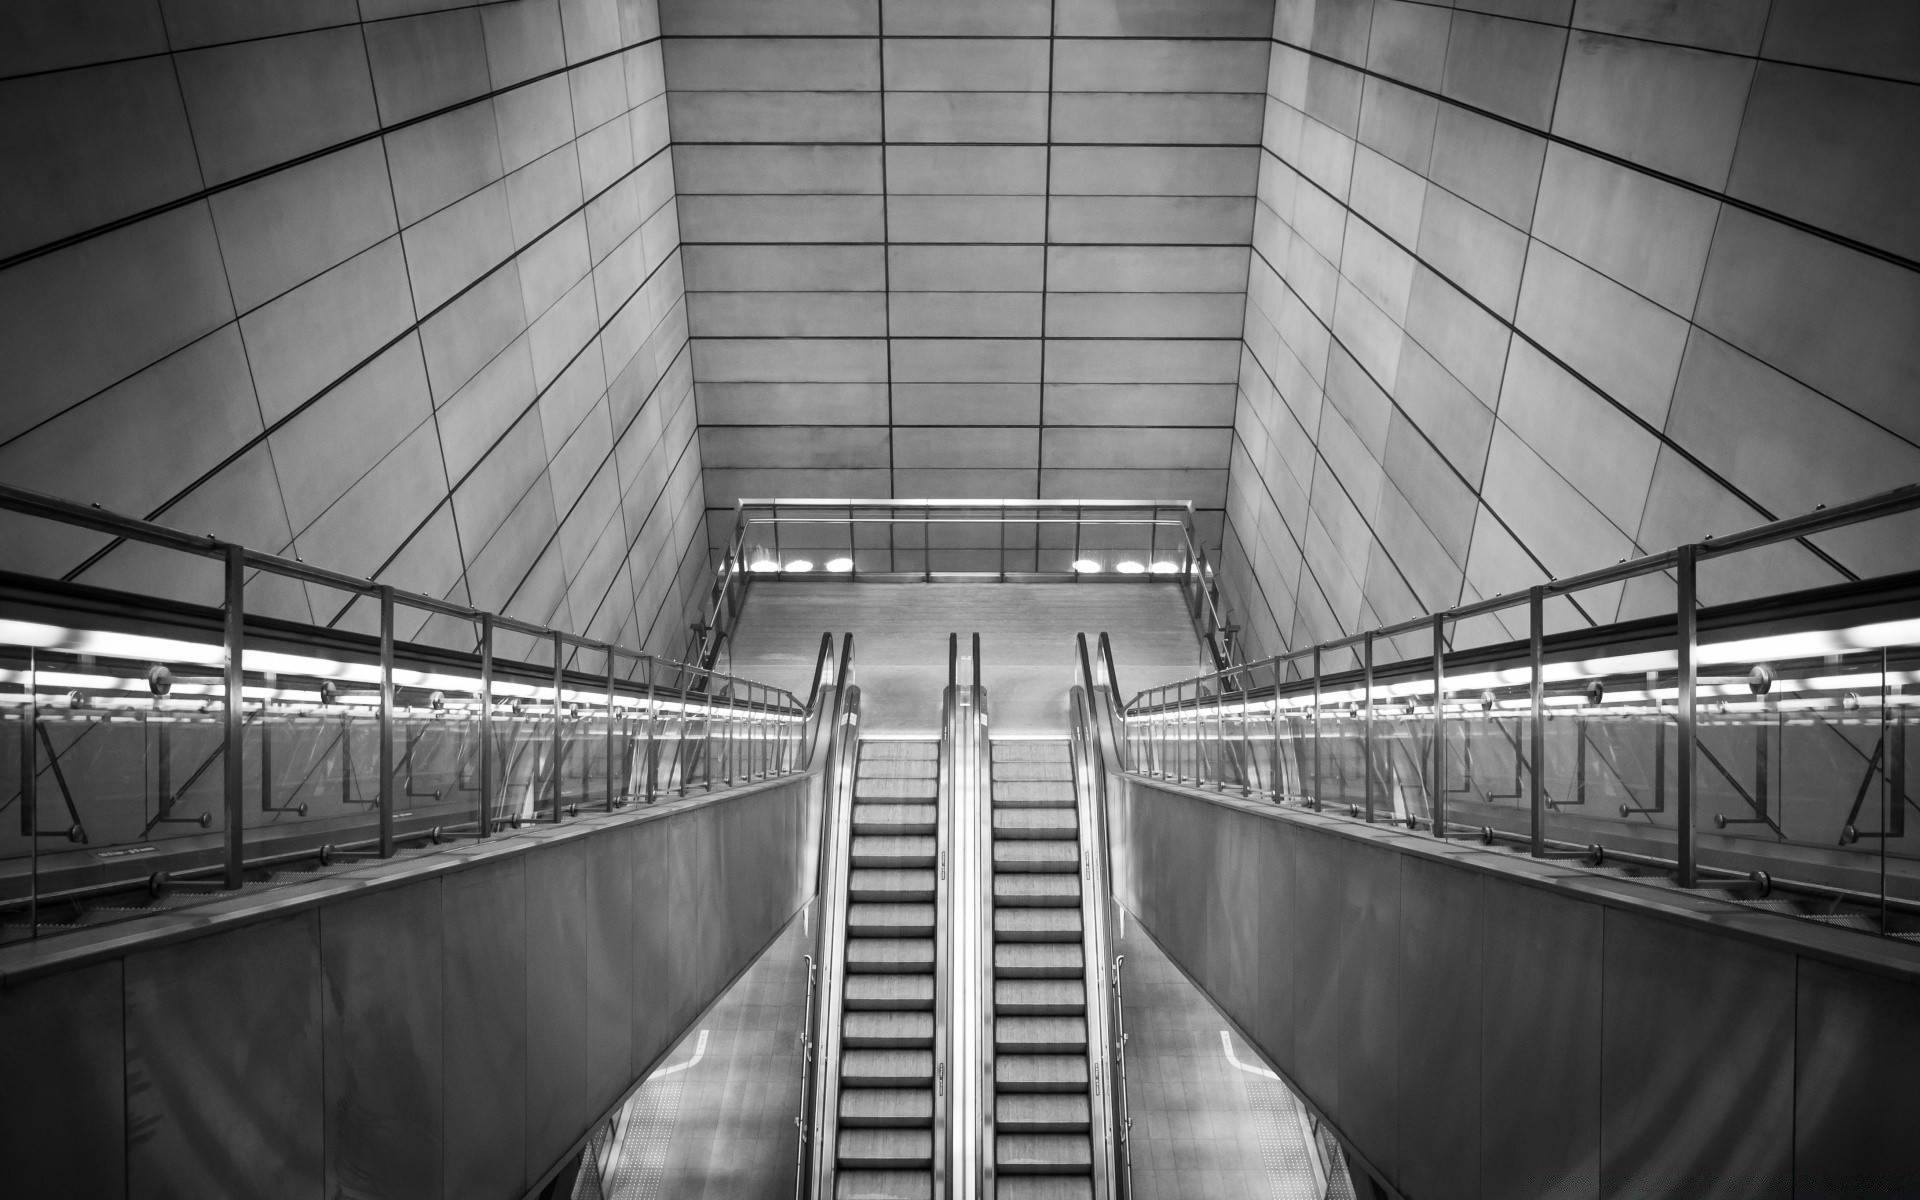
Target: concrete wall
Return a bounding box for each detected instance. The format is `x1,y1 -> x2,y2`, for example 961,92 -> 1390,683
0,0 -> 708,657
0,774 -> 817,1200
1219,0 -> 1920,659
1109,777 -> 1920,1198
662,0 -> 1279,556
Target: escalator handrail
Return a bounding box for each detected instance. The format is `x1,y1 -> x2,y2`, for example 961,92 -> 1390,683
803,634 -> 860,1199
1073,632 -> 1130,1200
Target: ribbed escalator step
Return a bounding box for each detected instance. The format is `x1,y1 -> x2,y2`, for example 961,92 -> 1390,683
994,979 -> 1085,1014
848,903 -> 936,936
993,841 -> 1078,872
840,1128 -> 933,1169
996,1092 -> 1091,1133
857,777 -> 939,800
994,874 -> 1081,907
996,1016 -> 1089,1053
995,943 -> 1084,978
854,803 -> 939,833
993,742 -> 1070,762
846,974 -> 935,1010
842,1049 -> 935,1087
996,1176 -> 1094,1200
837,1170 -> 933,1200
849,938 -> 936,973
992,781 -> 1077,806
996,1054 -> 1089,1093
991,760 -> 1073,781
852,836 -> 937,868
850,869 -> 936,902
996,1133 -> 1091,1174
994,908 -> 1082,942
857,757 -> 939,778
841,1088 -> 934,1127
993,809 -> 1079,839
863,741 -> 939,760
845,1011 -> 934,1048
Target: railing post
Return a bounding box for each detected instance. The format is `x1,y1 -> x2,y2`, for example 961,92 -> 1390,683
24,646 -> 38,933
378,584 -> 395,859
1529,586 -> 1545,858
1676,543 -> 1698,887
1363,631 -> 1375,823
605,644 -> 617,812
221,544 -> 247,888
551,631 -> 565,820
1431,612 -> 1446,838
1311,647 -> 1321,810
479,613 -> 494,837
644,656 -> 659,804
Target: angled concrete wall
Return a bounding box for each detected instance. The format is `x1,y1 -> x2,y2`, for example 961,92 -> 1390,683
0,775 -> 816,1200
662,0 -> 1280,557
0,0 -> 707,657
1220,0 -> 1920,659
1110,777 -> 1920,1198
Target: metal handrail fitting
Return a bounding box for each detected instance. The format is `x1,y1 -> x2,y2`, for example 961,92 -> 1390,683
1071,632 -> 1127,1200
690,499 -> 1242,675
1110,482 -> 1920,928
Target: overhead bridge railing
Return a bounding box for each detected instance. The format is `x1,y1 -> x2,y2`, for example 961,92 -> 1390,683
687,498 -> 1240,674
1107,482 -> 1920,940
0,482 -> 833,944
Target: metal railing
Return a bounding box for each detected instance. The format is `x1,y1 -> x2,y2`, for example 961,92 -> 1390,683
1070,632 -> 1127,1200
689,499 -> 1241,673
0,482 -> 830,942
1112,483 -> 1920,938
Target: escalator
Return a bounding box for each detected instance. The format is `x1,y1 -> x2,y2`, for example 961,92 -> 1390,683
834,738 -> 942,1197
988,739 -> 1094,1198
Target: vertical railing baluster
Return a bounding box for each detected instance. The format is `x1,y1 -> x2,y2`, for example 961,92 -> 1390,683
224,545 -> 247,886
1432,612 -> 1446,838
1311,648 -> 1321,810
1529,586 -> 1545,858
480,614 -> 494,836
1363,632 -> 1375,823
378,584 -> 395,857
1676,545 -> 1698,887
551,631 -> 565,820
605,644 -> 617,812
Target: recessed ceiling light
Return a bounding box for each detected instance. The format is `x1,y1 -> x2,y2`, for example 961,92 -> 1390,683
825,557 -> 854,572
1115,560 -> 1146,574
1072,559 -> 1102,573
785,559 -> 813,572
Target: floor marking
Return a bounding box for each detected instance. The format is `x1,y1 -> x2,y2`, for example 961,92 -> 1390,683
652,1028 -> 709,1077
1221,1030 -> 1279,1079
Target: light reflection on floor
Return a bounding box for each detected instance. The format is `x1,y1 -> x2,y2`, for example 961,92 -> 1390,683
574,910 -> 812,1200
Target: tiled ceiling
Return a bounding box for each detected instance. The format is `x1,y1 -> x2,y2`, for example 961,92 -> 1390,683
659,0 -> 1280,560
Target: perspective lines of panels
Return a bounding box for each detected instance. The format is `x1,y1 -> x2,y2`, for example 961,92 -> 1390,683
660,0 -> 1279,556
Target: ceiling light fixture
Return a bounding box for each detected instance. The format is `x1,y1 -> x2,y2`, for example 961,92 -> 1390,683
1072,559 -> 1102,573
825,557 -> 854,572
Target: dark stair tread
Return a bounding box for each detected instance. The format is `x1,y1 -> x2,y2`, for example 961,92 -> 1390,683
995,978 -> 1086,1014
841,1088 -> 934,1127
848,939 -> 936,973
841,1049 -> 934,1086
995,943 -> 1084,978
993,841 -> 1078,872
995,1133 -> 1092,1174
845,1011 -> 935,1048
840,1128 -> 933,1169
850,869 -> 937,902
836,1170 -> 933,1200
994,875 -> 1082,907
996,1015 -> 1089,1053
996,1054 -> 1090,1093
846,974 -> 935,1010
996,1093 -> 1092,1133
995,908 -> 1083,942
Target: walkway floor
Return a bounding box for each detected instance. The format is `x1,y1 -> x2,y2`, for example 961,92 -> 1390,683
1114,904 -> 1350,1200
578,908 -> 813,1200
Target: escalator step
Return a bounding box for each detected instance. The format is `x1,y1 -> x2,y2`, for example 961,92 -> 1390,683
848,903 -> 936,936
836,1169 -> 933,1200
995,943 -> 1083,978
850,869 -> 936,902
854,803 -> 938,833
992,761 -> 1073,782
849,938 -> 936,973
994,874 -> 1081,907
852,836 -> 937,868
992,742 -> 1071,763
846,975 -> 935,1010
996,1015 -> 1088,1053
857,777 -> 939,800
840,1128 -> 933,1169
845,1011 -> 935,1048
841,1087 -> 934,1127
995,1133 -> 1092,1174
994,908 -> 1082,943
994,979 -> 1085,1014
842,1049 -> 935,1086
993,841 -> 1078,872
858,758 -> 940,778
993,781 -> 1077,806
996,1093 -> 1091,1133
996,1177 -> 1093,1200
996,1054 -> 1089,1093
993,809 -> 1078,839
862,741 -> 939,761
